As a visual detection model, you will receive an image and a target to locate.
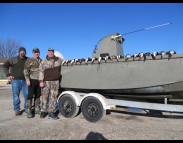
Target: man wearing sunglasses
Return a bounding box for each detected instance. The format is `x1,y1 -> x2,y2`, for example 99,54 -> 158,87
24,48 -> 42,118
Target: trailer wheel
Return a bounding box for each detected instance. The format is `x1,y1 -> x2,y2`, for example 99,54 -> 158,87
81,97 -> 105,123
58,94 -> 79,118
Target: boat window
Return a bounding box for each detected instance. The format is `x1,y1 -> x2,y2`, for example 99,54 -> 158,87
100,53 -> 109,57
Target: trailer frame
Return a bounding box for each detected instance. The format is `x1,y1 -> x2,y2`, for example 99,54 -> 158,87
57,91 -> 183,123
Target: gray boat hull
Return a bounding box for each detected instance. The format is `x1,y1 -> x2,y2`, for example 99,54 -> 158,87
60,54 -> 183,102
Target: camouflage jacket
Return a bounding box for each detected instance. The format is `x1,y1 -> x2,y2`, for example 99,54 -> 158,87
39,55 -> 62,81
24,57 -> 42,81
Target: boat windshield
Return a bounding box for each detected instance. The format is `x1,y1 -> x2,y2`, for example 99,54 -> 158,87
100,53 -> 109,57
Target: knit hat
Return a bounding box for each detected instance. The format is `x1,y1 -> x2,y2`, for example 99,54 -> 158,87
19,47 -> 26,54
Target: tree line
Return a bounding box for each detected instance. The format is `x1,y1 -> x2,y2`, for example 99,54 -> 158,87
0,38 -> 21,58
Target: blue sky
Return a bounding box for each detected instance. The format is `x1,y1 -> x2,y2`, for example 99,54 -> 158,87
0,3 -> 183,60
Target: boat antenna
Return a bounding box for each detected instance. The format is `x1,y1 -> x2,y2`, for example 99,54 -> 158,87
123,22 -> 172,36
94,22 -> 172,48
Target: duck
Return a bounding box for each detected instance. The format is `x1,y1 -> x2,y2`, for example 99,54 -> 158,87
159,51 -> 166,59
92,57 -> 98,64
62,60 -> 66,65
85,57 -> 92,65
166,50 -> 176,60
98,56 -> 105,64
125,54 -> 131,61
116,55 -> 123,62
138,52 -> 144,61
143,52 -> 151,61
151,52 -> 159,60
104,55 -> 112,62
71,59 -> 75,65
132,53 -> 138,61
79,58 -> 85,65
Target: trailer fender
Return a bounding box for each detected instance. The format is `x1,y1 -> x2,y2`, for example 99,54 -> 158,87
80,93 -> 115,110
57,91 -> 82,107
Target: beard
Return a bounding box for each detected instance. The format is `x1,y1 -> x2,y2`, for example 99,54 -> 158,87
20,53 -> 26,58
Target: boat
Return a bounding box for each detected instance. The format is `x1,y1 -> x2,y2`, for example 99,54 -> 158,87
59,25 -> 183,104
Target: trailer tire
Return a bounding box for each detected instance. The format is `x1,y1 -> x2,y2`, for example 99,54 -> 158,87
81,96 -> 105,123
58,94 -> 79,118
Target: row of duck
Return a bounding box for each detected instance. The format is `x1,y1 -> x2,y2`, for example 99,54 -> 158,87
61,50 -> 176,66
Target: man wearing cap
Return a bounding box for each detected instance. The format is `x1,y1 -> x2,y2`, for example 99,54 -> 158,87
39,48 -> 62,120
3,47 -> 28,116
24,48 -> 42,118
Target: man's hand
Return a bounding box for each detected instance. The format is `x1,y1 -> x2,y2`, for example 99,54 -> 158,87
26,80 -> 31,86
7,76 -> 14,81
40,81 -> 44,88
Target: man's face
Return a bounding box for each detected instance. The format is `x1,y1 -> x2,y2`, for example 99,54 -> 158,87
33,51 -> 40,58
19,50 -> 26,58
48,50 -> 54,58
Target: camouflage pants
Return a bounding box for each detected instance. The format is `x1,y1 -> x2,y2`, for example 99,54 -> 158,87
40,80 -> 59,113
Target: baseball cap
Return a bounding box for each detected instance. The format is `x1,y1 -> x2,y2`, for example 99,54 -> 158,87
48,48 -> 54,51
32,48 -> 40,53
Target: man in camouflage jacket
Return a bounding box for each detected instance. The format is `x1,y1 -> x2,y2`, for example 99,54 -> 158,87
39,48 -> 62,120
24,48 -> 42,118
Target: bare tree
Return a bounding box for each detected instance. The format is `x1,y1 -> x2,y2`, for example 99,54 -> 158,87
0,38 -> 22,58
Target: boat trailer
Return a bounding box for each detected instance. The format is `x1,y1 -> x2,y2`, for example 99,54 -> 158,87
57,91 -> 183,123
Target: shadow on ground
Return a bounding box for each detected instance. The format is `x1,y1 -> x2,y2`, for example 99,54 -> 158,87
108,107 -> 183,119
84,131 -> 108,140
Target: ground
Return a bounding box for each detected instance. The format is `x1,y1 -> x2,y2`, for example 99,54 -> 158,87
0,85 -> 183,140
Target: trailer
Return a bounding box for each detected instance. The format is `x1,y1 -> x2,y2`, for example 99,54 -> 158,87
57,91 -> 183,123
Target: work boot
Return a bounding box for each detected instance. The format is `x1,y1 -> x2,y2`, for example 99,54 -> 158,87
35,106 -> 41,114
15,110 -> 21,116
26,100 -> 33,118
27,109 -> 33,118
34,98 -> 41,114
48,112 -> 59,120
40,112 -> 48,118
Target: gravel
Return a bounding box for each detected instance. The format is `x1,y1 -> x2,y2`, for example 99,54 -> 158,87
0,85 -> 183,140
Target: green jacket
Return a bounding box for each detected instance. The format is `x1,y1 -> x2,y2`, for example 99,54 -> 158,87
3,56 -> 28,80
